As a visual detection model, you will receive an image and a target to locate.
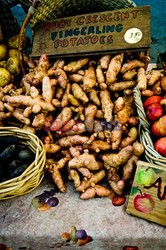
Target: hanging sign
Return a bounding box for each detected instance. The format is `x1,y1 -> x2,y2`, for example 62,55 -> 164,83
31,6 -> 150,58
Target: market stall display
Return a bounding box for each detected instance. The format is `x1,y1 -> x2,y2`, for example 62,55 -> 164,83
0,1 -> 166,249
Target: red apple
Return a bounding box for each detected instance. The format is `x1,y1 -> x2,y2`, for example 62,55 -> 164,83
155,137 -> 166,156
152,115 -> 166,137
134,192 -> 155,213
146,103 -> 163,121
144,96 -> 163,108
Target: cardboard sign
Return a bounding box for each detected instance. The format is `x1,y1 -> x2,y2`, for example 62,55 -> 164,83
127,161 -> 166,226
31,6 -> 150,58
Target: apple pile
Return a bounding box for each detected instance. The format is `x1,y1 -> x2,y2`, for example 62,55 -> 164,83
143,74 -> 166,156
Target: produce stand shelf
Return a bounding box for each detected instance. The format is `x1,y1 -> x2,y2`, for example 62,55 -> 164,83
0,179 -> 165,250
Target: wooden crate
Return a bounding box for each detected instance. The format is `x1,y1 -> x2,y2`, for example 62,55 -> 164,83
127,161 -> 166,227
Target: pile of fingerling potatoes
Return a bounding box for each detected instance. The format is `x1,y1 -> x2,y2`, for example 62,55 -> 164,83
1,38 -> 163,204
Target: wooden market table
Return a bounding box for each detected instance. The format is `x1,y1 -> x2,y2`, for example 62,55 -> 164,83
0,178 -> 165,250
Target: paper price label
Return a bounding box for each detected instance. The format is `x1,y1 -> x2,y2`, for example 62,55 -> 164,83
124,28 -> 142,44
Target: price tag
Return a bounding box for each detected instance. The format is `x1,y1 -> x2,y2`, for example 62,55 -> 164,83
124,28 -> 142,44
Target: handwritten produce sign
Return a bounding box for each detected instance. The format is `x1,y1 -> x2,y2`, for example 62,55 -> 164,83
127,161 -> 166,226
31,6 -> 150,58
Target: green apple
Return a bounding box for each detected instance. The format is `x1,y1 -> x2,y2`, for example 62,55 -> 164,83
137,168 -> 153,186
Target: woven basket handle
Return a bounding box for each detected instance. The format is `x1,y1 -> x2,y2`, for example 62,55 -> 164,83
18,0 -> 40,74
133,87 -> 150,130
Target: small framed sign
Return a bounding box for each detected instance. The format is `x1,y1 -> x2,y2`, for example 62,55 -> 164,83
127,161 -> 166,226
31,6 -> 150,58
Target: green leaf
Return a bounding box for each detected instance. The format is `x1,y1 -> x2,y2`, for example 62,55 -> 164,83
152,168 -> 164,174
131,186 -> 139,196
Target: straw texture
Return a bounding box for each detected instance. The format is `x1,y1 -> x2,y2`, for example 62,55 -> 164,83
30,0 -> 136,26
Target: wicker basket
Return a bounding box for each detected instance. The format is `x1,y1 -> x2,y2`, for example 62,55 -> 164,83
29,0 -> 136,26
133,87 -> 166,167
0,127 -> 46,200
